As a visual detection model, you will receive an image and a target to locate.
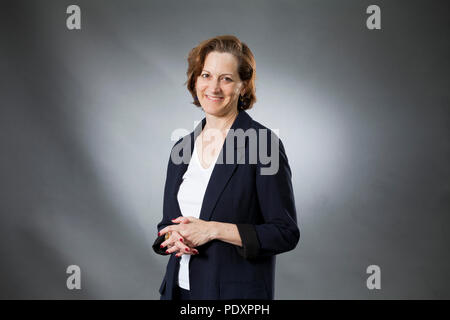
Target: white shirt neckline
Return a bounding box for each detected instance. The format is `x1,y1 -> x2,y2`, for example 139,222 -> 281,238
194,139 -> 220,172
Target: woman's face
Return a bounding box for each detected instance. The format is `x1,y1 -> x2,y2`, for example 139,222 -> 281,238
195,51 -> 244,117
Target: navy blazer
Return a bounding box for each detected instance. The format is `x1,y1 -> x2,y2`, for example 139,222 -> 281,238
156,109 -> 300,300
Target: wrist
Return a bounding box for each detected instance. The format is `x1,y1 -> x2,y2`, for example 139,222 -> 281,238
208,221 -> 220,241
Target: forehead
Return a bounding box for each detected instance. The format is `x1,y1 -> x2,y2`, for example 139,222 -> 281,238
202,51 -> 239,74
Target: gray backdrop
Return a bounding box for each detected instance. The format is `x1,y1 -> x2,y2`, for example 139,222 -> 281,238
1,0 -> 449,299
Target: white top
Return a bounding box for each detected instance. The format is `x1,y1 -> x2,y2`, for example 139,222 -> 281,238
176,138 -> 219,290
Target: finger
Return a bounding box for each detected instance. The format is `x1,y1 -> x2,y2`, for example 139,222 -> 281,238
183,239 -> 195,248
171,230 -> 184,242
169,237 -> 198,257
175,248 -> 198,257
171,216 -> 184,223
166,243 -> 190,256
186,216 -> 199,222
173,230 -> 193,247
160,241 -> 175,249
161,231 -> 197,254
174,244 -> 187,258
176,244 -> 199,256
160,230 -> 179,248
158,226 -> 173,237
162,233 -> 181,249
174,240 -> 192,254
172,216 -> 190,224
165,243 -> 180,254
171,231 -> 187,247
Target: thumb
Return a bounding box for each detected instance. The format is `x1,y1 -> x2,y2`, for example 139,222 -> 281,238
180,217 -> 190,224
171,216 -> 189,224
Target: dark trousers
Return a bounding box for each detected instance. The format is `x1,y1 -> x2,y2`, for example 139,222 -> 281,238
173,285 -> 191,300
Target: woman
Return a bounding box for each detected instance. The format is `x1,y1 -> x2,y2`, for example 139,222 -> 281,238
153,35 -> 300,300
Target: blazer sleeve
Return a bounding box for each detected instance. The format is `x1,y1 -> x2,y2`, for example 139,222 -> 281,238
235,135 -> 300,259
153,141 -> 180,256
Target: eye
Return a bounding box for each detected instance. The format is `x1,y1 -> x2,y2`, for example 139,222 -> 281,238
201,73 -> 209,78
223,77 -> 233,82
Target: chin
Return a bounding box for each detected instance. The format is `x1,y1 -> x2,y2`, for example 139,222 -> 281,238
200,101 -> 236,117
201,103 -> 226,116
202,106 -> 222,116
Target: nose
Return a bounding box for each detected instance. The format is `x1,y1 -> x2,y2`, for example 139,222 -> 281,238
209,78 -> 221,93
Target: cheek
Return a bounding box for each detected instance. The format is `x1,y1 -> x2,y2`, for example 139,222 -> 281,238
196,83 -> 208,94
223,85 -> 240,97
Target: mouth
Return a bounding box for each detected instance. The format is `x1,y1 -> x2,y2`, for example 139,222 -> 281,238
205,94 -> 224,102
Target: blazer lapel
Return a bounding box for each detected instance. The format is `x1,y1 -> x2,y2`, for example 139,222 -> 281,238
199,110 -> 252,222
171,110 -> 252,222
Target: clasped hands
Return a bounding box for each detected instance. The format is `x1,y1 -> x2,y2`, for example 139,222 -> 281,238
158,216 -> 214,257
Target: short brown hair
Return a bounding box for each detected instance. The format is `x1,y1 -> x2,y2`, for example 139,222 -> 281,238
185,35 -> 257,110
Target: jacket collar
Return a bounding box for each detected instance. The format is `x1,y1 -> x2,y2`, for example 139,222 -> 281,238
186,108 -> 252,152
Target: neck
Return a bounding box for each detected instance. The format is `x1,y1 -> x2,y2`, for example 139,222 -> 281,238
203,108 -> 239,134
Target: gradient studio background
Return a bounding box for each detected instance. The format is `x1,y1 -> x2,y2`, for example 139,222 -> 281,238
1,0 -> 449,299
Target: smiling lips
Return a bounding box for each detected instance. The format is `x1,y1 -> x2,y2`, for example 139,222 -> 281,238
205,94 -> 224,101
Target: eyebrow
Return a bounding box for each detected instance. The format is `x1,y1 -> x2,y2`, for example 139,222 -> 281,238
202,70 -> 234,76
